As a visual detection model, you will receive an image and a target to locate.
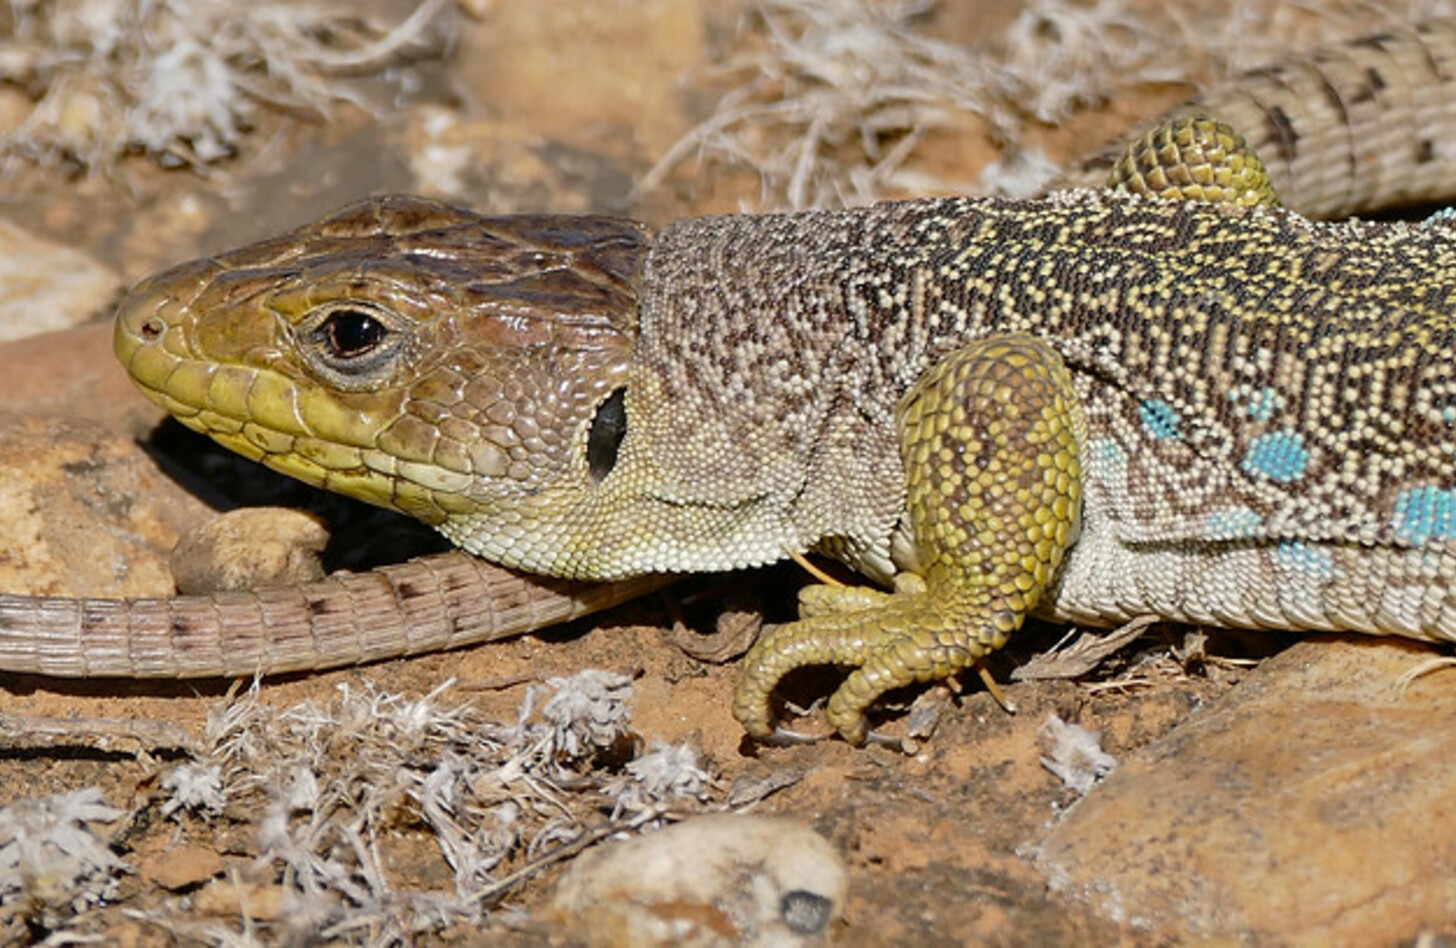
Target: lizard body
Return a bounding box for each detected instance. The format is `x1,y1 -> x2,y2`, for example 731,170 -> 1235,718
114,188 -> 1456,739
0,23 -> 1454,739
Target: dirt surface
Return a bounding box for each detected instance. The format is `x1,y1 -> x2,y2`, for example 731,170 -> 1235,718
0,2 -> 1452,945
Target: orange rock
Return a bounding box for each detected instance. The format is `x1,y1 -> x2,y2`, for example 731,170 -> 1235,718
139,843 -> 225,891
0,413 -> 211,596
0,323 -> 165,436
1035,636 -> 1456,943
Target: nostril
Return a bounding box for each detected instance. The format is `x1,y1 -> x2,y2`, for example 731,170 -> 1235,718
139,318 -> 164,341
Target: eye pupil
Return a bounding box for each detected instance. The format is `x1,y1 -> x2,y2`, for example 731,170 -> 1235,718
321,310 -> 387,359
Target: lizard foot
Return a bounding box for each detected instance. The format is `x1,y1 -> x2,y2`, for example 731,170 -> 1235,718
733,334 -> 1084,744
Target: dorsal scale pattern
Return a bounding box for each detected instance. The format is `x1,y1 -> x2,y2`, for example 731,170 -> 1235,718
638,190 -> 1456,580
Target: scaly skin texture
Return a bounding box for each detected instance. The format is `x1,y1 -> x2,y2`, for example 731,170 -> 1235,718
117,185 -> 1456,741
1103,116 -> 1279,208
1052,20 -> 1456,217
0,211 -> 665,681
0,552 -> 664,678
730,335 -> 1086,741
2,23 -> 1456,730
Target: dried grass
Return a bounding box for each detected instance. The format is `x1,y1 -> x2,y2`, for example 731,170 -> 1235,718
0,0 -> 453,172
0,673 -> 722,945
640,0 -> 1456,208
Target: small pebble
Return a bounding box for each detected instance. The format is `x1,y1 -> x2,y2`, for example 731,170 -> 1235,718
549,814 -> 846,947
171,507 -> 329,594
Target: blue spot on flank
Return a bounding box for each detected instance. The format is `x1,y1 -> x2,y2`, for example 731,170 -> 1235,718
1391,486 -> 1456,545
1139,399 -> 1182,440
1090,437 -> 1126,468
1206,507 -> 1264,539
1241,430 -> 1310,483
1086,437 -> 1127,491
1274,541 -> 1335,580
1422,206 -> 1456,228
1245,387 -> 1282,422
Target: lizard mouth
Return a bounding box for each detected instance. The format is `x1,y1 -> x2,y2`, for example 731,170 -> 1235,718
113,194 -> 649,568
114,260 -> 228,421
113,267 -> 473,527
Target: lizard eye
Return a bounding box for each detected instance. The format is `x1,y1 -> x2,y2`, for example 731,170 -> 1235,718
587,387 -> 627,482
317,308 -> 389,360
296,302 -> 408,389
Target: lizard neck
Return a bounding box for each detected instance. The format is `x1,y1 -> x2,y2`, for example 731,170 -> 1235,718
445,202 -> 941,581
581,204 -> 938,579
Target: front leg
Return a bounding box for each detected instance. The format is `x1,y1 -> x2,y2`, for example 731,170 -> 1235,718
732,334 -> 1085,743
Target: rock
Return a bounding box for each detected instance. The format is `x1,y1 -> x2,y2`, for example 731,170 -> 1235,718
456,1 -> 704,157
138,843 -> 226,891
402,1 -> 706,214
0,323 -> 166,437
0,218 -> 120,342
192,878 -> 288,920
0,413 -> 212,597
549,814 -> 847,947
1033,636 -> 1456,944
170,507 -> 328,594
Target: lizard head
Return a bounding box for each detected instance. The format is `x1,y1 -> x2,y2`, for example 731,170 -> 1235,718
116,195 -> 652,577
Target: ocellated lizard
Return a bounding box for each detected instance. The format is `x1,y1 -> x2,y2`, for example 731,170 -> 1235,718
2,22 -> 1455,745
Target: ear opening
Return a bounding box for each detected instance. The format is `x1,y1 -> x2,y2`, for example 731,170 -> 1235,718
587,387 -> 628,482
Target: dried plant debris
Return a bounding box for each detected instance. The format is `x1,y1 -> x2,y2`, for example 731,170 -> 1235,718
2,673 -> 729,945
640,0 -> 1177,207
642,0 -> 1455,208
0,788 -> 127,935
0,0 -> 454,172
1037,713 -> 1117,797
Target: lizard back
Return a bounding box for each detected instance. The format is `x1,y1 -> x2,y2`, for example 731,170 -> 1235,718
631,190 -> 1456,633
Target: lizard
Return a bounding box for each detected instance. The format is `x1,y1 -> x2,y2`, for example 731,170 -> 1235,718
3,21 -> 1456,742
